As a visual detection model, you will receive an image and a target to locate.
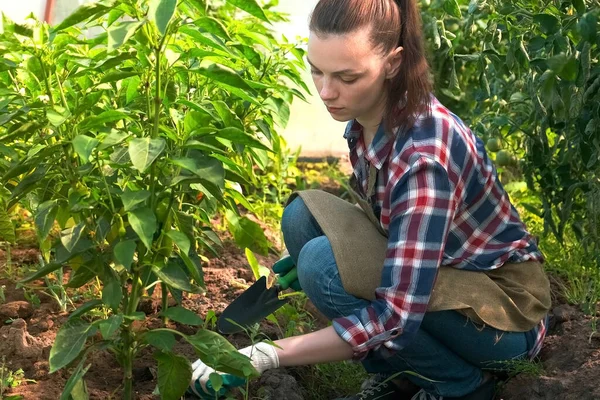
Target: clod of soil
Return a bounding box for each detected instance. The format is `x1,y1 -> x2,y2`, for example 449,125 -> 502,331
0,301 -> 34,320
256,369 -> 304,400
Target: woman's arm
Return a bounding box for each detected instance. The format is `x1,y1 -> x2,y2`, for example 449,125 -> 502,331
273,325 -> 354,367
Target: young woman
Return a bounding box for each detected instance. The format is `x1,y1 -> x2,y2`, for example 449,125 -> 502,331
189,1 -> 551,399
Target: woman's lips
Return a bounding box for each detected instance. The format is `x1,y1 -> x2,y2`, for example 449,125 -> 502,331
326,106 -> 344,113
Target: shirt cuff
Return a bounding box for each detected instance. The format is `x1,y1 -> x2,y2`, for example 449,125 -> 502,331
332,315 -> 403,361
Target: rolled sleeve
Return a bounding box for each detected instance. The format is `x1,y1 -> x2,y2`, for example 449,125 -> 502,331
333,157 -> 456,359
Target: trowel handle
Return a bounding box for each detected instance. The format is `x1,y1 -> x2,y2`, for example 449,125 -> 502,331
277,266 -> 298,290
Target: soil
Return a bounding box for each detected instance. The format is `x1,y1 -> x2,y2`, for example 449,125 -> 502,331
0,171 -> 598,399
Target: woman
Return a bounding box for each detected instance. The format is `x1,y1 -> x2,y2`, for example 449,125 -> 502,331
189,0 -> 551,399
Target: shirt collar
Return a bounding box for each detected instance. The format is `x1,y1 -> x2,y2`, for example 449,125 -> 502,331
345,119 -> 394,170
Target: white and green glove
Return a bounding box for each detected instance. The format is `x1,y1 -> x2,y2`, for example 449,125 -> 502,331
187,342 -> 279,399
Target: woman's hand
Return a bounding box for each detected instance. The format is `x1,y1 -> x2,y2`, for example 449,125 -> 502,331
273,255 -> 301,291
188,342 -> 279,398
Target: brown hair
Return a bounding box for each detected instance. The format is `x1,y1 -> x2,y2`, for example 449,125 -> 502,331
309,0 -> 431,133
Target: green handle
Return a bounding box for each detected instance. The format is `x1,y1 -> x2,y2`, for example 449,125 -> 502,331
276,266 -> 298,290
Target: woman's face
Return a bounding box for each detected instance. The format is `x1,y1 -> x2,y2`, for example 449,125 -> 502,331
307,26 -> 397,124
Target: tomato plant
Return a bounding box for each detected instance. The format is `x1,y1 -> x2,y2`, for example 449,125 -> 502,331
422,0 -> 600,259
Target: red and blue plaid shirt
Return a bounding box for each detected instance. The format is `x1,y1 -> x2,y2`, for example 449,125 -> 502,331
332,96 -> 547,360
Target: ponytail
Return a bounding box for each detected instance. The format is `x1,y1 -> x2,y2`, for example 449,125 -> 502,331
388,0 -> 431,133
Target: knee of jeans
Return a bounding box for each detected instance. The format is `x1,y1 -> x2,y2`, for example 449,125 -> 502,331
281,197 -> 308,239
297,236 -> 336,297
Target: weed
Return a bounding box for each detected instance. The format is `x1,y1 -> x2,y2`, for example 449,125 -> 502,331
0,356 -> 34,399
490,358 -> 545,379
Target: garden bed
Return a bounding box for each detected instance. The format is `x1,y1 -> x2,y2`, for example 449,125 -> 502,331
0,239 -> 598,399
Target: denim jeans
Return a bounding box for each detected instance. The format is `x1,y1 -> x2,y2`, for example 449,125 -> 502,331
281,197 -> 533,397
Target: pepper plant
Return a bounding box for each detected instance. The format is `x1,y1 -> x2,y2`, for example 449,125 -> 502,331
0,0 -> 307,398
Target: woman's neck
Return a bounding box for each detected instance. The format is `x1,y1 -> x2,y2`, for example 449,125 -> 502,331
357,94 -> 387,148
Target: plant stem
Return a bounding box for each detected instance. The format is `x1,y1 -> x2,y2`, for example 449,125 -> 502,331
122,326 -> 134,400
161,282 -> 169,325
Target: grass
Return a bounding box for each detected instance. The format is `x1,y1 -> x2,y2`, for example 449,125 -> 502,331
294,361 -> 368,400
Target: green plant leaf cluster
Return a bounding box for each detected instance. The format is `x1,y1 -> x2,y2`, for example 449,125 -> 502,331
0,0 -> 307,398
421,0 -> 600,258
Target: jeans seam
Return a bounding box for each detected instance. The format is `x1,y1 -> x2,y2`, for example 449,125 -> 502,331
325,270 -> 349,318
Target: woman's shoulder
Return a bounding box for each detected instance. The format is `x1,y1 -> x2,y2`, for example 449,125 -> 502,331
390,96 -> 481,170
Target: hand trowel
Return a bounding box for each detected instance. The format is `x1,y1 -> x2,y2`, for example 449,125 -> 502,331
216,267 -> 298,334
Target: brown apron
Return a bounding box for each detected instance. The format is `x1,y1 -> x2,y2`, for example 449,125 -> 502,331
288,165 -> 551,332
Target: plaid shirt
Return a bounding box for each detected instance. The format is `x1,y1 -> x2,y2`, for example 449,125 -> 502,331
332,96 -> 546,360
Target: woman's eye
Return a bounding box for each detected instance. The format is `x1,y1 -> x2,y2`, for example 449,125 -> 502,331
341,77 -> 358,84
310,70 -> 322,75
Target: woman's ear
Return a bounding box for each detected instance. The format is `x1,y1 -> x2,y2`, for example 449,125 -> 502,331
385,46 -> 403,79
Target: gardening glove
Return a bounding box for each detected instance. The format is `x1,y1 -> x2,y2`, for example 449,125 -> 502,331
188,342 -> 279,399
273,253 -> 301,291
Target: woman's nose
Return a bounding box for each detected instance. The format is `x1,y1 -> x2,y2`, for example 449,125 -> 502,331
319,78 -> 337,101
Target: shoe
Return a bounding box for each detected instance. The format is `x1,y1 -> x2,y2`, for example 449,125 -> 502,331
336,374 -> 419,400
410,374 -> 496,400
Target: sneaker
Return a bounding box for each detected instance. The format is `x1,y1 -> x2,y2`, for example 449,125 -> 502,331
336,374 -> 419,400
410,374 -> 496,400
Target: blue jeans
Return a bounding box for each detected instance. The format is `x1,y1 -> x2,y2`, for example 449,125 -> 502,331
281,197 -> 533,397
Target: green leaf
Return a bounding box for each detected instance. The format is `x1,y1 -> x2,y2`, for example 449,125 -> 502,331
98,315 -> 123,339
578,13 -> 597,42
226,211 -> 269,256
122,189 -> 151,212
548,54 -> 578,81
102,274 -> 122,310
68,300 -> 104,321
149,0 -> 177,35
211,100 -> 244,129
152,259 -> 193,292
209,373 -> 223,392
184,330 -> 258,378
166,230 -> 190,255
72,135 -> 99,164
114,240 -> 137,271
127,207 -> 157,250
194,17 -> 231,40
49,319 -> 97,373
0,208 -> 15,243
216,127 -> 270,151
47,107 -> 71,127
53,2 -> 111,32
144,330 -> 176,351
443,0 -> 462,18
66,262 -> 98,289
129,138 -> 166,172
70,371 -> 89,400
533,14 -> 560,35
178,251 -> 205,288
572,0 -> 585,15
126,76 -> 141,104
225,0 -> 269,22
160,306 -> 203,326
100,71 -> 139,84
193,64 -> 255,92
244,248 -> 270,280
123,311 -> 146,321
59,358 -> 91,400
108,20 -> 145,52
79,110 -> 130,130
61,223 -> 86,253
169,156 -> 225,187
154,351 -> 192,400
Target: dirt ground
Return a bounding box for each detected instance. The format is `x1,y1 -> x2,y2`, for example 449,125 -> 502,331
0,218 -> 598,399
